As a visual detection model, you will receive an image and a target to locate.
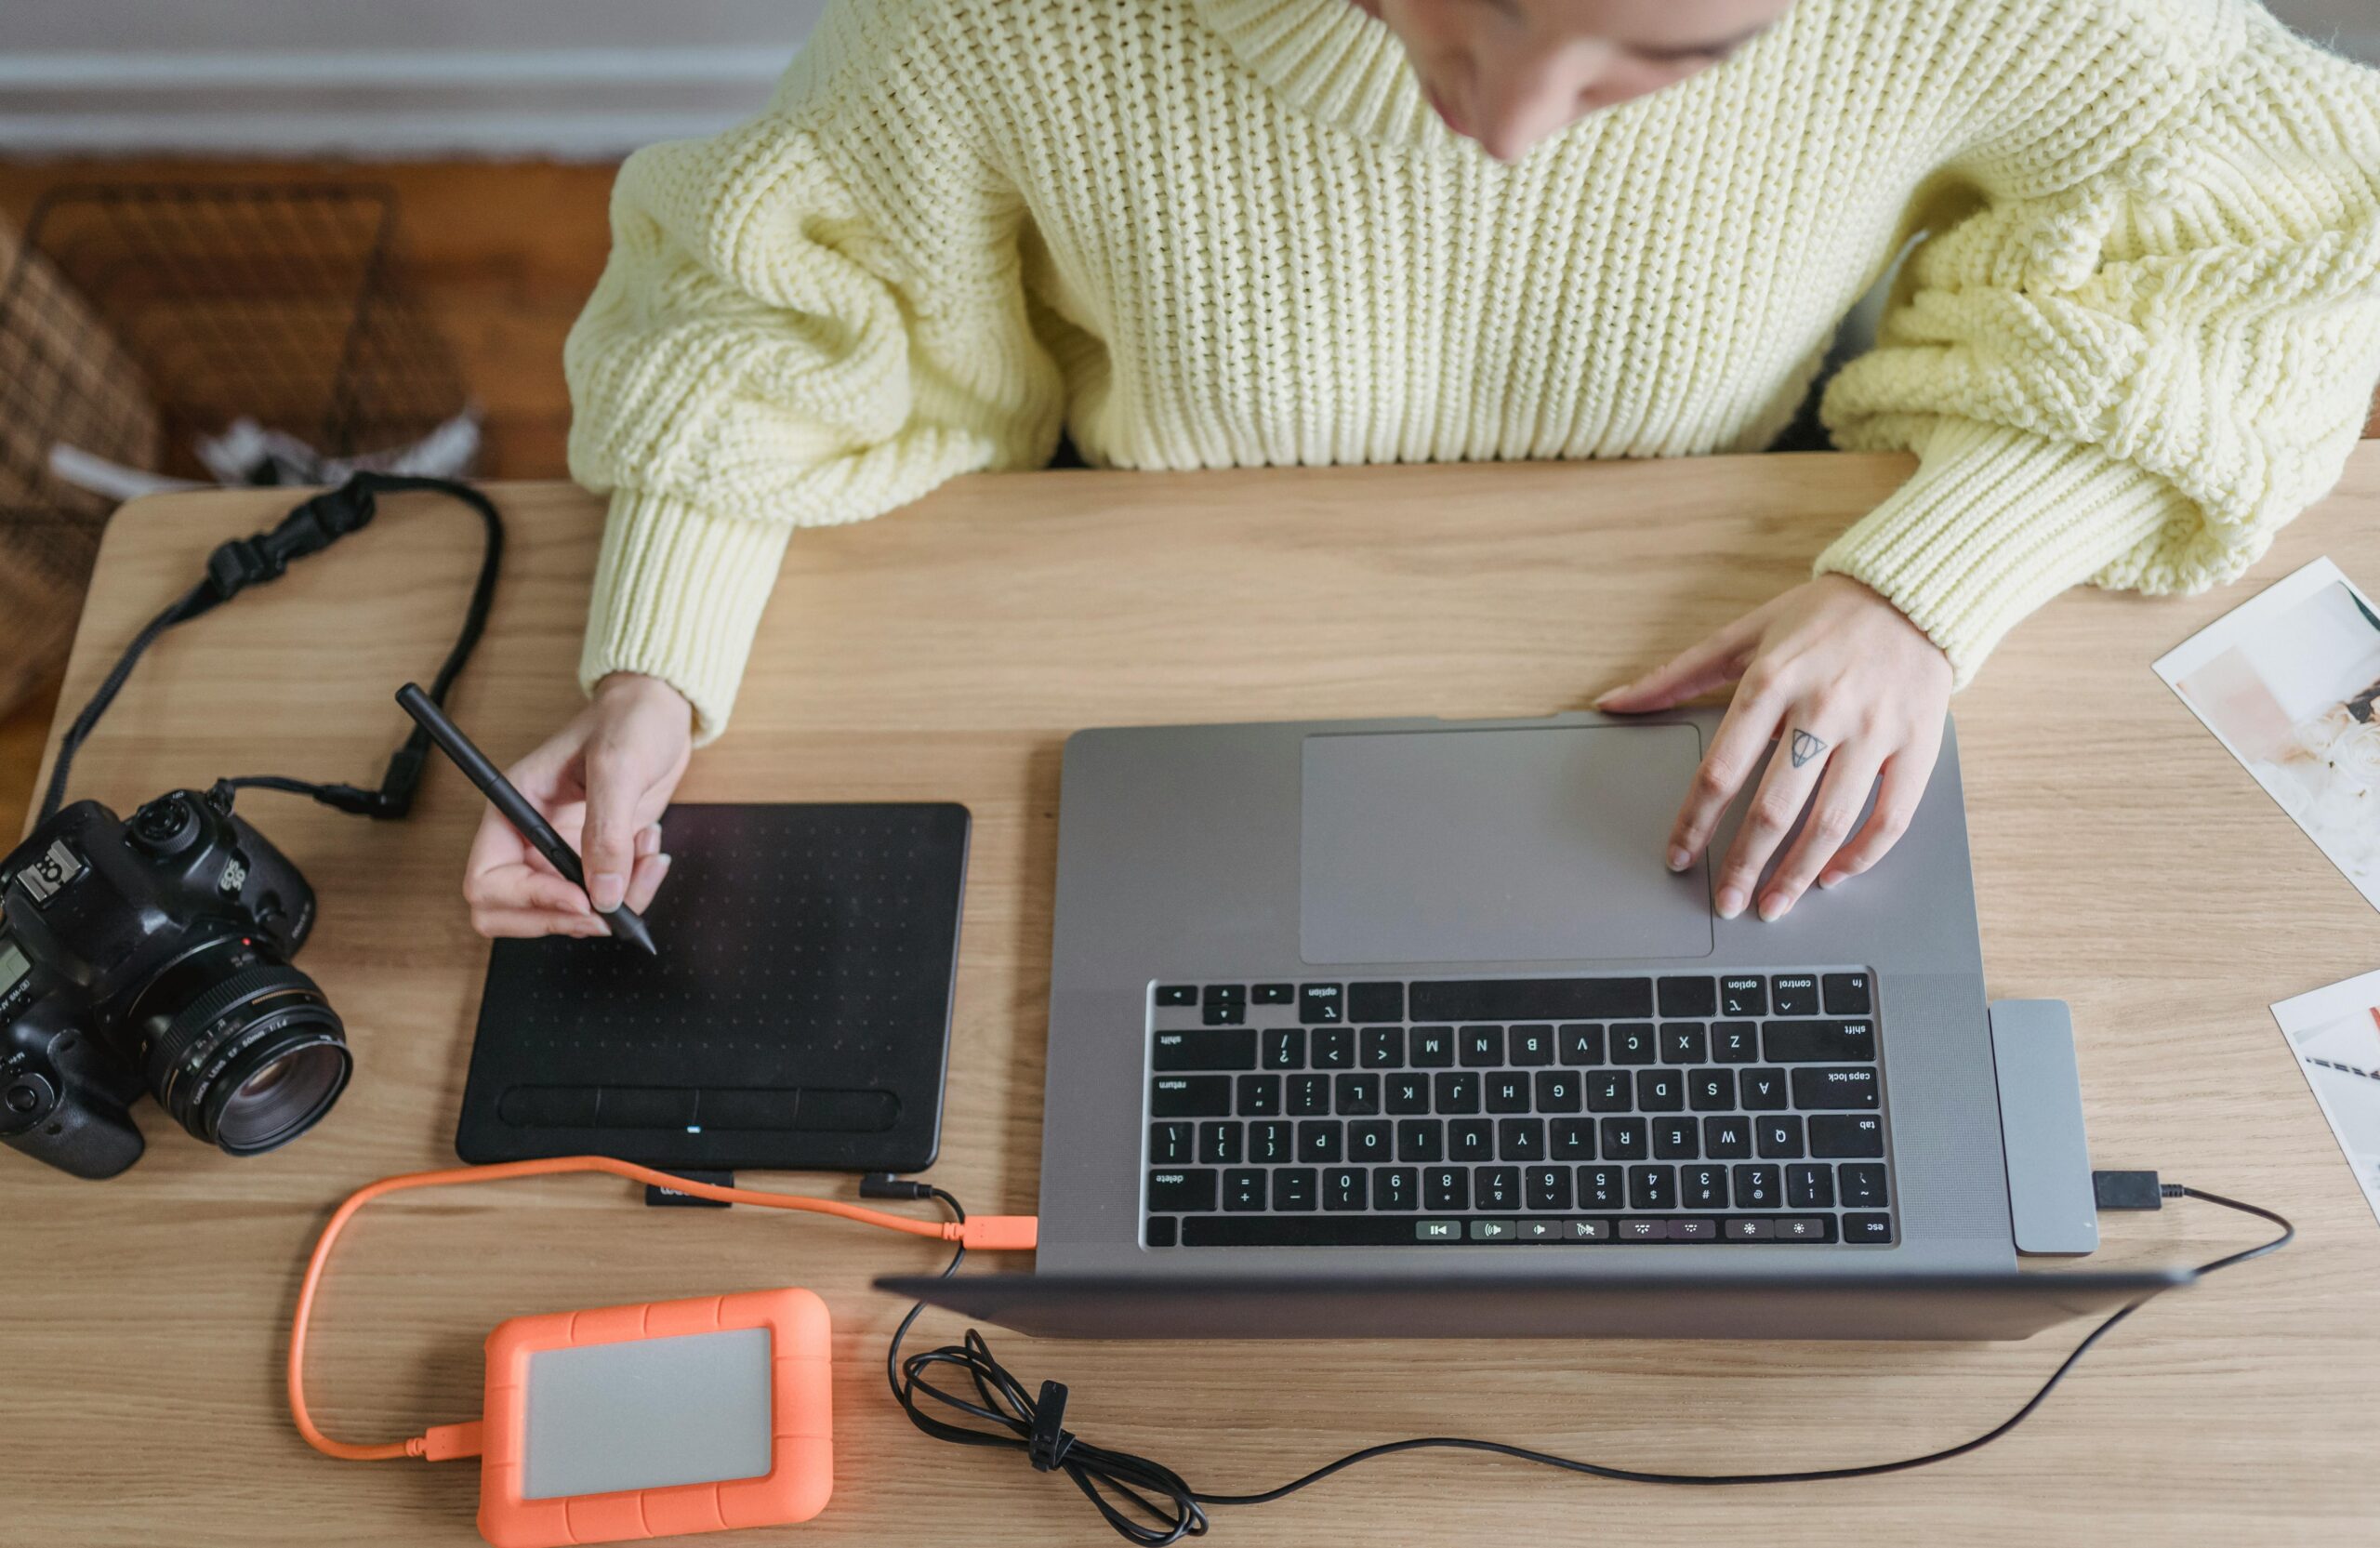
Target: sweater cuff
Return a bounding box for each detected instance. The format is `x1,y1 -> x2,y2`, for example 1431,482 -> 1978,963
580,489 -> 791,744
1815,420 -> 2195,686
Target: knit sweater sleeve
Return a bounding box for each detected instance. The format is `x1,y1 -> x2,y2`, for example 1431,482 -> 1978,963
1816,2 -> 2380,683
563,4 -> 1063,740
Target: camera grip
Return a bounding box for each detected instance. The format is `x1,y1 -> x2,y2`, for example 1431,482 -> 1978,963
0,1073 -> 145,1180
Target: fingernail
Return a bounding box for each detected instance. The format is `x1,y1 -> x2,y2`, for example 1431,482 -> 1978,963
1715,886 -> 1746,919
1758,893 -> 1788,921
1667,847 -> 1692,872
590,872 -> 626,910
654,853 -> 672,878
1818,872 -> 1843,890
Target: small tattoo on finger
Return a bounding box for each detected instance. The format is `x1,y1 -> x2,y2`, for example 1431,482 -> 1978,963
1790,729 -> 1827,768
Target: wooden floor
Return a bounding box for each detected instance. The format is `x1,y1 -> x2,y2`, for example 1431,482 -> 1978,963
0,158 -> 621,840
4,153 -> 2377,842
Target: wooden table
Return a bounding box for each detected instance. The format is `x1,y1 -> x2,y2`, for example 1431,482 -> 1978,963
12,451 -> 2379,1547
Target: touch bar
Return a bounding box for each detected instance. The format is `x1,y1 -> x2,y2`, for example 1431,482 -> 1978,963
1408,977 -> 1653,1022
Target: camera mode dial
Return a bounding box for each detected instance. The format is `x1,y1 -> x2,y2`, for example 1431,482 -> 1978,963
129,794 -> 202,859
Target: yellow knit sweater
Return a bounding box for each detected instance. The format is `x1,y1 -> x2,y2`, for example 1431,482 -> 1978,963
566,0 -> 2380,739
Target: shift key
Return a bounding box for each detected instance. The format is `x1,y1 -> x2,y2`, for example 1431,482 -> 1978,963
1151,1077 -> 1233,1117
1765,1020 -> 1875,1062
1153,1028 -> 1259,1071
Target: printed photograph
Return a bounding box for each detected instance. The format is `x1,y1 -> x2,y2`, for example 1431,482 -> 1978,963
2159,559 -> 2380,910
2272,970 -> 2380,1230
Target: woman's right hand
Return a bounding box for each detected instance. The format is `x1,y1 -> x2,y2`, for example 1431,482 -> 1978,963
462,672 -> 694,938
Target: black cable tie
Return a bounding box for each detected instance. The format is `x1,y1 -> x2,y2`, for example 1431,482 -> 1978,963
1027,1381 -> 1074,1473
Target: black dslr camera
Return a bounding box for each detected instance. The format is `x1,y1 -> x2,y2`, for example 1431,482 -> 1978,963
0,788 -> 350,1178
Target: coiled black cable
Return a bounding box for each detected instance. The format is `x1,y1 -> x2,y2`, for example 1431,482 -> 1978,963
886,1184 -> 2292,1545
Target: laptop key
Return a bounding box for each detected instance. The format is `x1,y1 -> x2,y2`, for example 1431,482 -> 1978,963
1839,1162 -> 1888,1207
1703,1117 -> 1752,1158
1298,1119 -> 1343,1163
1844,1211 -> 1894,1244
1558,1024 -> 1605,1065
1526,1165 -> 1573,1211
1578,1165 -> 1623,1209
1423,1167 -> 1469,1211
1791,1066 -> 1879,1110
1409,1025 -> 1456,1067
1435,1072 -> 1481,1113
1509,1024 -> 1555,1065
1586,1072 -> 1631,1112
1776,1215 -> 1836,1242
1611,1023 -> 1657,1065
1725,1217 -> 1775,1240
1198,1121 -> 1242,1165
1408,977 -> 1650,1021
1223,1169 -> 1266,1211
1600,1117 -> 1648,1159
1395,1118 -> 1444,1162
1635,1070 -> 1684,1112
1147,1170 -> 1217,1211
1324,1167 -> 1368,1211
1155,1028 -> 1257,1070
1732,1163 -> 1782,1208
1615,1218 -> 1667,1242
1486,1074 -> 1531,1113
1765,1021 -> 1875,1063
1739,1068 -> 1788,1110
1152,1077 -> 1231,1117
1182,1217 -> 1448,1247
1416,1219 -> 1463,1242
1386,1074 -> 1430,1114
1719,975 -> 1767,1017
1516,1218 -> 1565,1243
1756,1116 -> 1805,1158
1469,1220 -> 1518,1242
1809,1115 -> 1884,1158
1567,1218 -> 1612,1240
1236,1074 -> 1281,1116
1299,984 -> 1344,1023
1361,1026 -> 1405,1068
1476,1166 -> 1521,1209
1156,985 -> 1198,1007
1667,1217 -> 1720,1241
1712,1021 -> 1758,1063
1786,1162 -> 1833,1209
1348,982 -> 1404,1023
1535,1070 -> 1582,1113
1651,1118 -> 1699,1158
1822,972 -> 1872,1014
1661,1024 -> 1707,1064
1252,983 -> 1295,1005
1150,1122 -> 1194,1165
1688,1068 -> 1736,1111
1347,1119 -> 1392,1162
1682,1165 -> 1728,1209
1272,1169 -> 1318,1211
1146,1217 -> 1178,1247
1498,1118 -> 1545,1160
1658,976 -> 1717,1017
1550,1118 -> 1596,1160
1202,1001 -> 1247,1025
1377,1168 -> 1419,1211
1770,974 -> 1818,1015
1288,1075 -> 1330,1116
1203,985 -> 1246,1006
1263,1027 -> 1304,1069
1250,1120 -> 1292,1162
1448,1118 -> 1494,1159
1628,1164 -> 1675,1211
1460,1026 -> 1505,1066
1335,1073 -> 1382,1115
1312,1026 -> 1355,1069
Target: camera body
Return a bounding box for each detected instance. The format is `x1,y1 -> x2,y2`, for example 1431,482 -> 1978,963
0,789 -> 350,1179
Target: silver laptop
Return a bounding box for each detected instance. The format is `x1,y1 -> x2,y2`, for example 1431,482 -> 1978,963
883,711 -> 2190,1338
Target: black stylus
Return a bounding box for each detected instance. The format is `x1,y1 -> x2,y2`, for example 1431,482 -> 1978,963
395,682 -> 658,955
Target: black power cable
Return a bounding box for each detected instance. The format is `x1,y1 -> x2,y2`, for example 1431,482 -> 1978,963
885,1182 -> 2293,1545
39,472 -> 503,826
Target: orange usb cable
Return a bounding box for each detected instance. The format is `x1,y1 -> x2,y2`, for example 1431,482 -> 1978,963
288,1155 -> 1037,1462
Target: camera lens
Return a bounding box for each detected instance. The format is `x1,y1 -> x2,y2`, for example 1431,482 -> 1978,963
138,942 -> 350,1156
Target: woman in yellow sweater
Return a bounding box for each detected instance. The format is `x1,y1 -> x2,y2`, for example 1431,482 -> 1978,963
464,0 -> 2380,938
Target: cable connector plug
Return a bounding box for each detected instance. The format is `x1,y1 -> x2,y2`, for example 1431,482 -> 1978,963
2092,1170 -> 2164,1211
861,1173 -> 934,1200
411,1421 -> 484,1462
957,1215 -> 1040,1251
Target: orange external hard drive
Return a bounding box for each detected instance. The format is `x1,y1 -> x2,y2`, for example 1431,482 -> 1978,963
475,1288 -> 832,1548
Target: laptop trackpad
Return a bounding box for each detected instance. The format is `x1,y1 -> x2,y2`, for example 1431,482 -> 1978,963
1300,725 -> 1713,965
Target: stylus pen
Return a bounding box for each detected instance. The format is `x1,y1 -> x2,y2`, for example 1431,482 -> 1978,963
394,682 -> 658,955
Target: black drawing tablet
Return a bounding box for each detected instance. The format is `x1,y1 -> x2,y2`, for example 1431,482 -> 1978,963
456,802 -> 969,1172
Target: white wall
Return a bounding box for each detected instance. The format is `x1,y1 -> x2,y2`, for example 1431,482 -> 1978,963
0,1 -> 826,158
0,0 -> 2371,159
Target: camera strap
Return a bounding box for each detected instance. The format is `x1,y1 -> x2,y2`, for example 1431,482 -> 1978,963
36,472 -> 506,826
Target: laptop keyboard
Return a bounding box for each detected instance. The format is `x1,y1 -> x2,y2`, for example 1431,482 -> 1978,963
1142,972 -> 1893,1248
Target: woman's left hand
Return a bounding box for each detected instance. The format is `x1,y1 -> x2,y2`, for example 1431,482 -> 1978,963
1595,575 -> 1954,921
